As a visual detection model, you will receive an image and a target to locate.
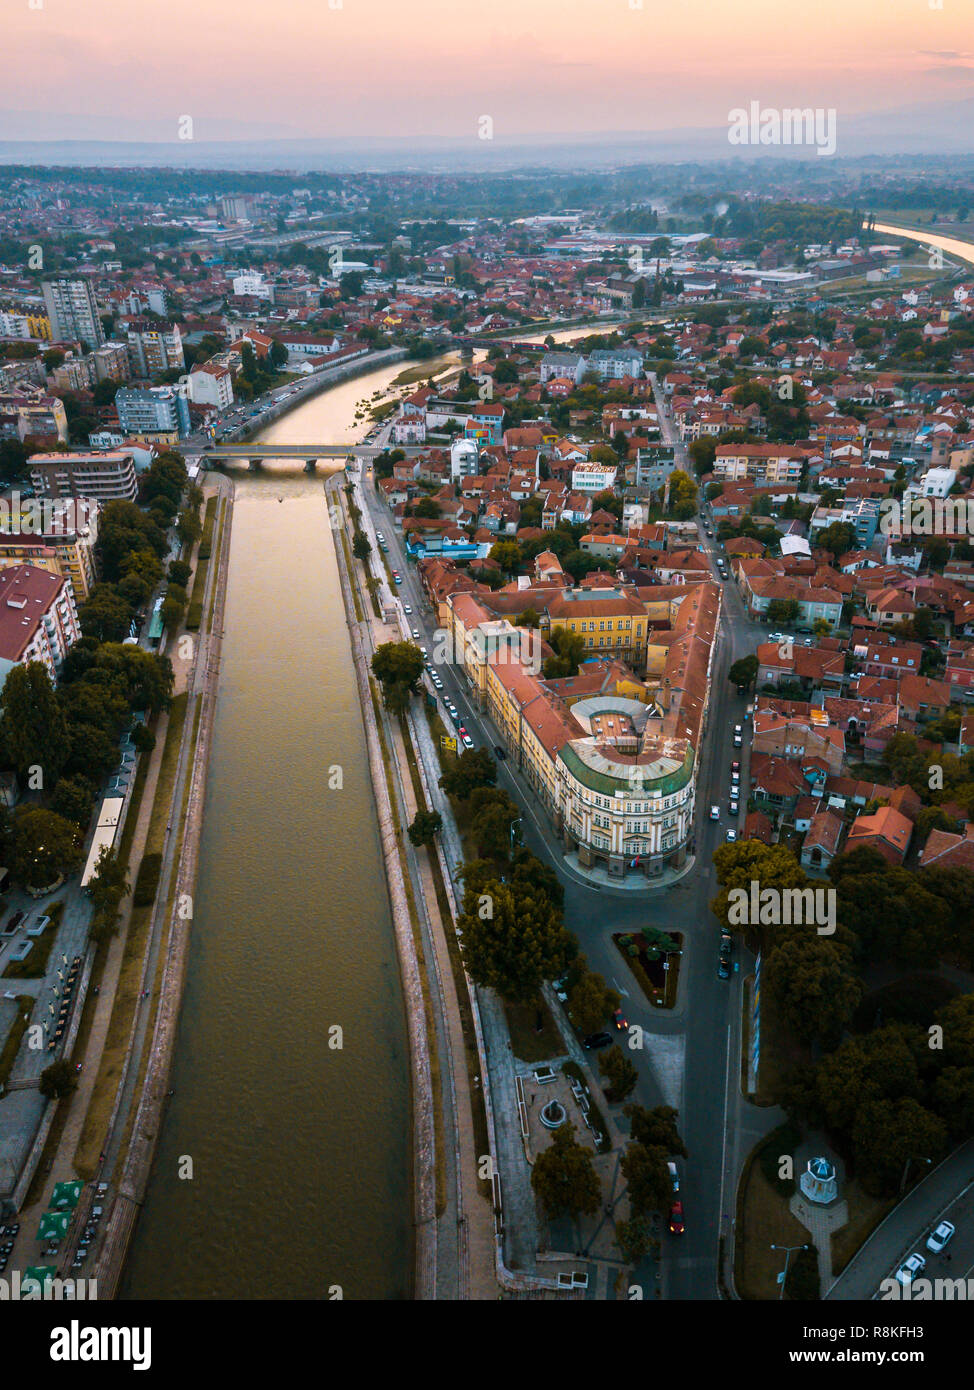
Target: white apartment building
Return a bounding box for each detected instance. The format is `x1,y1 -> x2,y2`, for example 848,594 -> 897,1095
42,279 -> 105,351
571,461 -> 618,493
189,362 -> 234,410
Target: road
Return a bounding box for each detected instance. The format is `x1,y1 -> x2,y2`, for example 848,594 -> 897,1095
357,408 -> 778,1297
827,1139 -> 974,1300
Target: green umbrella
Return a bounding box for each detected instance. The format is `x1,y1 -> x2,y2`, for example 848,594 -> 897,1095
22,1266 -> 57,1295
37,1210 -> 70,1241
49,1179 -> 83,1209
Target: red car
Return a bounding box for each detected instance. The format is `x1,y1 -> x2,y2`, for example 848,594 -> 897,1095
669,1200 -> 685,1236
613,1008 -> 628,1031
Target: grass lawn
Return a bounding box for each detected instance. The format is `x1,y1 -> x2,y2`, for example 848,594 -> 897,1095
74,695 -> 187,1178
736,1136 -> 811,1300
504,996 -> 563,1064
0,994 -> 34,1089
2,901 -> 65,979
830,1180 -> 895,1278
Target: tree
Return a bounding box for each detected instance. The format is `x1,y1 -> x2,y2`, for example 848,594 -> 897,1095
620,1141 -> 672,1220
468,785 -> 520,859
567,970 -> 620,1035
688,437 -> 717,477
668,469 -> 699,519
79,584 -> 131,643
131,723 -> 156,754
458,880 -> 575,1003
86,846 -> 130,942
729,654 -> 759,689
623,1105 -> 687,1158
351,533 -> 372,561
817,521 -> 857,559
0,662 -> 71,781
615,1215 -> 654,1265
407,809 -> 442,847
371,641 -> 424,697
269,338 -> 288,369
852,1096 -> 948,1198
168,560 -> 192,589
49,776 -> 95,830
489,541 -> 521,574
117,572 -> 151,614
439,746 -> 497,802
177,507 -> 202,548
530,1123 -> 601,1220
766,598 -> 801,625
543,626 -> 585,679
599,1045 -> 639,1102
764,935 -> 861,1046
711,841 -> 809,942
10,807 -> 82,889
39,1058 -> 77,1100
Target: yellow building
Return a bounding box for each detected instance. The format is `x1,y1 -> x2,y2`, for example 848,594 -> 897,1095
27,312 -> 51,340
545,590 -> 649,670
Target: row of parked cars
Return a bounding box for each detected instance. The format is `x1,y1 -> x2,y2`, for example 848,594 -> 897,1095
71,1186 -> 108,1272
0,1221 -> 20,1274
893,1220 -> 956,1287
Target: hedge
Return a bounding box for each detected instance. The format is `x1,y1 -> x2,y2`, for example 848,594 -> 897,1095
185,601 -> 203,631
133,852 -> 163,908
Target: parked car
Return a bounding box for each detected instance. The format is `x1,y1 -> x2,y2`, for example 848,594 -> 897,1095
461,734 -> 474,750
725,827 -> 737,842
729,799 -> 739,816
403,603 -> 412,615
718,934 -> 733,980
411,628 -> 420,639
733,724 -> 742,747
582,1032 -> 613,1050
895,1253 -> 926,1286
494,746 -> 507,760
926,1221 -> 955,1255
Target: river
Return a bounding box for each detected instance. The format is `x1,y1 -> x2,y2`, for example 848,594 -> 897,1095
871,222 -> 974,270
120,355 -> 445,1299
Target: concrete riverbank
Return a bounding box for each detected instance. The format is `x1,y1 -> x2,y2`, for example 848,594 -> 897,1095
327,471 -> 438,1299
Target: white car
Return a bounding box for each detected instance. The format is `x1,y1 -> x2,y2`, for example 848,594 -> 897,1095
411,628 -> 420,639
403,604 -> 412,614
725,828 -> 737,842
461,734 -> 475,750
710,805 -> 720,821
419,645 -> 427,658
926,1221 -> 955,1255
895,1253 -> 926,1286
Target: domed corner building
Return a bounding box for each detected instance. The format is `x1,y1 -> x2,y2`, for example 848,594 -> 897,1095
555,694 -> 696,881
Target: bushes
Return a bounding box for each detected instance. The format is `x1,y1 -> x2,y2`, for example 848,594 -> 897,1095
133,852 -> 163,907
185,601 -> 203,631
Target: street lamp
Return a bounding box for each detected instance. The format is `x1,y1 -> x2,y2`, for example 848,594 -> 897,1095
770,1242 -> 809,1300
900,1155 -> 931,1195
510,817 -> 522,853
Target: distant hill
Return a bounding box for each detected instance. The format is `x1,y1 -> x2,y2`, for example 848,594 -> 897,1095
0,98 -> 972,171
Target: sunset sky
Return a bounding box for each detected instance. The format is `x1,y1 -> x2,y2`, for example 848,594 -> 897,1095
5,0 -> 974,143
